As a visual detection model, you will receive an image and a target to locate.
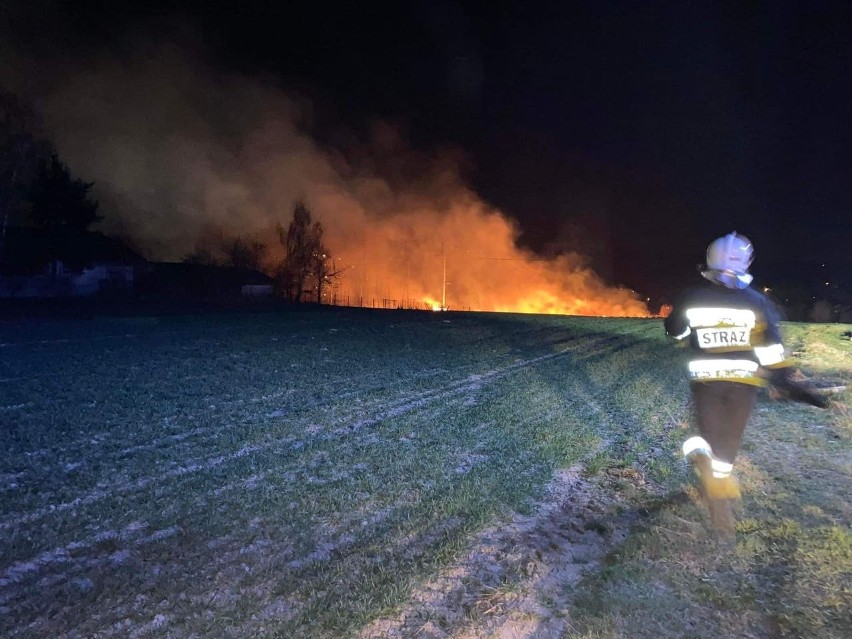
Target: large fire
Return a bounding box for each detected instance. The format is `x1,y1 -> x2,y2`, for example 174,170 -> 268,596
23,45 -> 650,318
313,193 -> 649,317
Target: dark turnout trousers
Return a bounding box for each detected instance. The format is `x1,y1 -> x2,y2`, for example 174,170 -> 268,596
690,381 -> 759,464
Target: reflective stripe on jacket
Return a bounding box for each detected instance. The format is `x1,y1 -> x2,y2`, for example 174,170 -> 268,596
664,281 -> 791,386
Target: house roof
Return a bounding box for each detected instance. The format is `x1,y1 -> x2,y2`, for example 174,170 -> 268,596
134,262 -> 274,297
0,227 -> 146,274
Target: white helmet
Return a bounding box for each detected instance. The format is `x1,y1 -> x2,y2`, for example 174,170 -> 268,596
702,232 -> 754,289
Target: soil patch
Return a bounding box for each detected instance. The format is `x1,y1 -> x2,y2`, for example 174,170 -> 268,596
359,465 -> 648,639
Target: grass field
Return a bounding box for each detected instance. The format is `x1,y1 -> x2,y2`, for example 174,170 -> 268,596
1,308 -> 849,638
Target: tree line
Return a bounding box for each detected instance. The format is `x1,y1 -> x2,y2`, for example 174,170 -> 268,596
1,88 -> 101,258
1,86 -> 341,302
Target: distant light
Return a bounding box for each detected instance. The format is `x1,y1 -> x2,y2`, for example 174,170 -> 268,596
825,282 -> 830,286
763,286 -> 771,293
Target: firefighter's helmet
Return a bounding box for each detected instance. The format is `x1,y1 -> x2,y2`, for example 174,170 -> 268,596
702,232 -> 754,289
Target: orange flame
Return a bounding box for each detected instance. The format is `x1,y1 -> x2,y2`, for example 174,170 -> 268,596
422,297 -> 447,312
317,194 -> 649,317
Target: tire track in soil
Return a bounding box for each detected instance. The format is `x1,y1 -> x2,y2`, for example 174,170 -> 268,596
358,466 -> 646,639
354,342 -> 646,639
1,337 -> 618,535
1,336 -> 630,639
10,355 -> 481,469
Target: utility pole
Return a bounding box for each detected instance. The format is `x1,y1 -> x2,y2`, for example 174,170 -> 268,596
441,243 -> 450,311
404,248 -> 410,309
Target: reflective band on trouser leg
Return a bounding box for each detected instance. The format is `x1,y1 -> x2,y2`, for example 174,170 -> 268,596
682,436 -> 711,457
754,343 -> 786,366
688,359 -> 759,381
683,437 -> 733,477
711,459 -> 734,479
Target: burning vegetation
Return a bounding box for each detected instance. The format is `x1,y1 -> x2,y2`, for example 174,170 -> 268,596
317,199 -> 649,317
181,193 -> 649,317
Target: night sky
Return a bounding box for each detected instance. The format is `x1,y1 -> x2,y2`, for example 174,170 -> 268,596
2,0 -> 851,302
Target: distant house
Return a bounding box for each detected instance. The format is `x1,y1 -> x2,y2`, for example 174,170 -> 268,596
0,260 -> 137,298
241,283 -> 274,298
0,228 -> 145,298
135,263 -> 275,301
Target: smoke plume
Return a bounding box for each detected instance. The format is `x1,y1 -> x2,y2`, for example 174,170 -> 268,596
3,42 -> 648,316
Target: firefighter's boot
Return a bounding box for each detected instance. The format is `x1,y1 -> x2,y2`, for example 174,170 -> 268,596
686,449 -> 714,495
706,475 -> 740,500
687,450 -> 739,533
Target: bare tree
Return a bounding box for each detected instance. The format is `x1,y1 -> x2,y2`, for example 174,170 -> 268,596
277,201 -> 334,302
221,236 -> 265,271
309,233 -> 346,303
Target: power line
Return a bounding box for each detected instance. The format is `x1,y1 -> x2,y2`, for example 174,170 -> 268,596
469,256 -> 550,261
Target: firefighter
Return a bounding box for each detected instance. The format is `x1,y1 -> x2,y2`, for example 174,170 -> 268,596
664,232 -> 829,530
